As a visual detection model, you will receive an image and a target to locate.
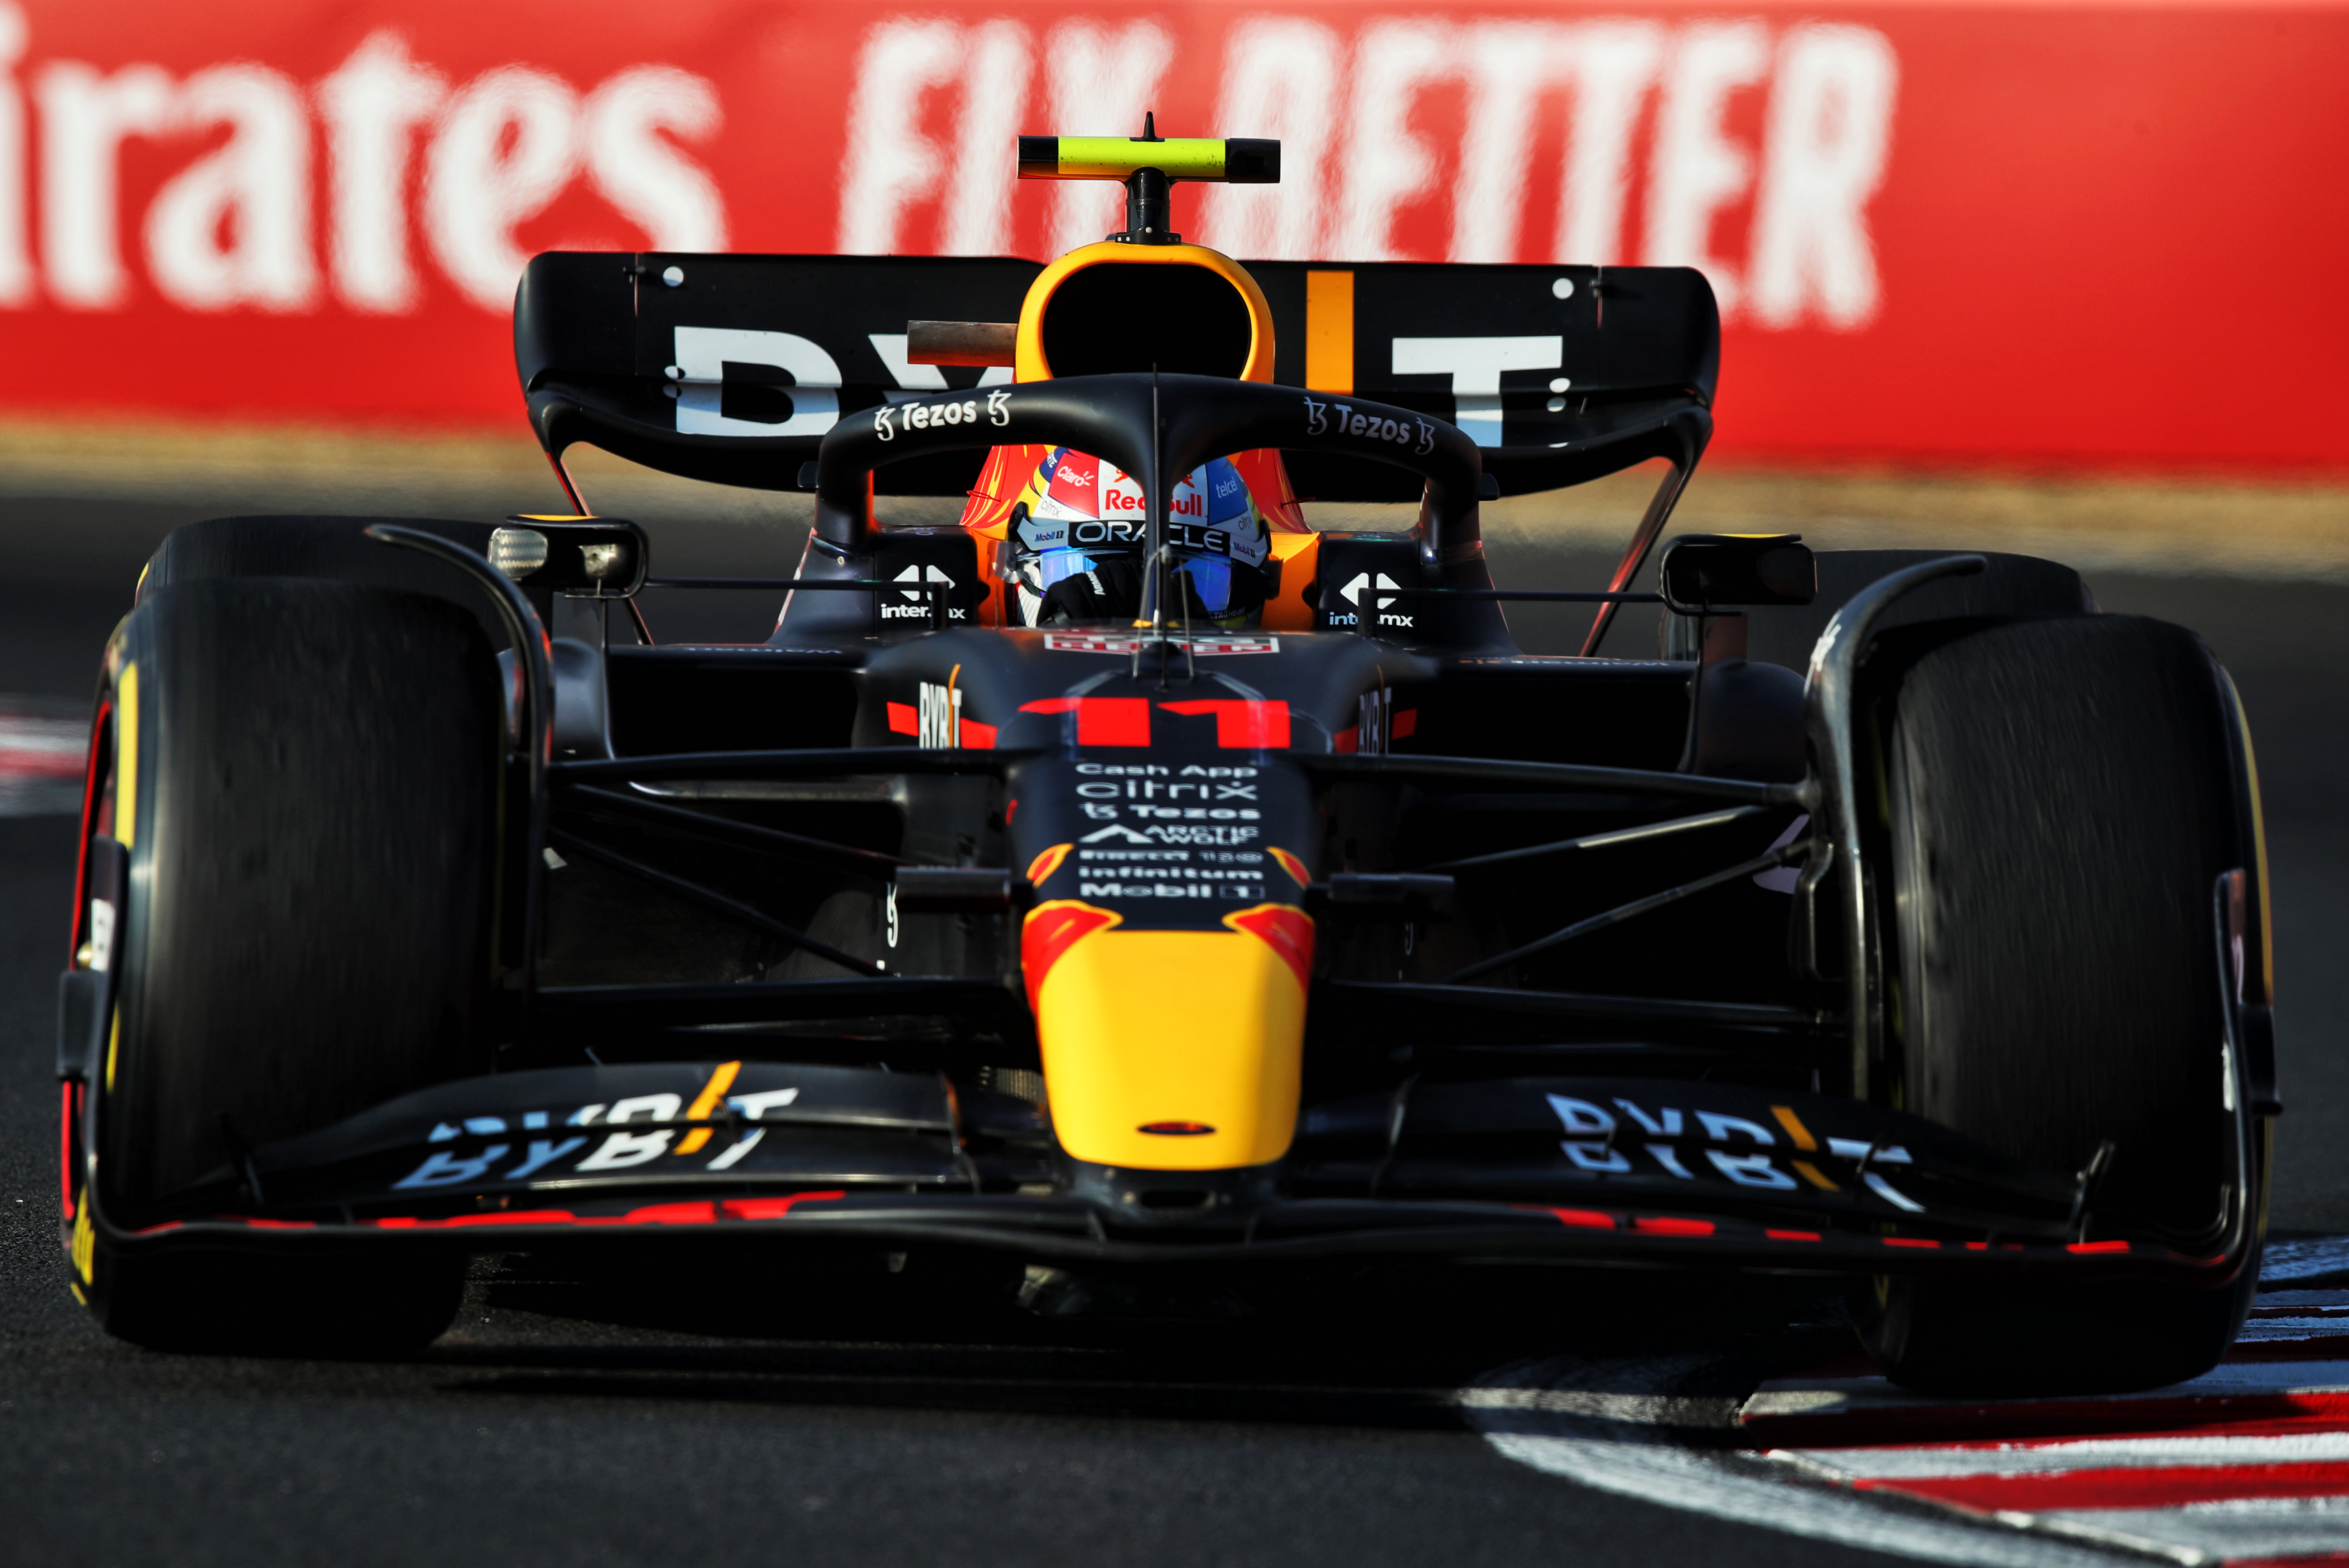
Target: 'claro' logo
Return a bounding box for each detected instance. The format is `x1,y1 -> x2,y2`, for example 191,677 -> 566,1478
1304,396 -> 1435,455
876,389 -> 1013,441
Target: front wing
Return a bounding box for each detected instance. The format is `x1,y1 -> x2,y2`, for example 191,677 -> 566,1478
75,1059 -> 2250,1284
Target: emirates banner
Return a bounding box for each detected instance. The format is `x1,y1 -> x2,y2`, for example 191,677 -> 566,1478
0,0 -> 2342,471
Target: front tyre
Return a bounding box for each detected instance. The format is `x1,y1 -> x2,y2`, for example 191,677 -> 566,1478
70,578 -> 499,1354
1850,614 -> 2264,1396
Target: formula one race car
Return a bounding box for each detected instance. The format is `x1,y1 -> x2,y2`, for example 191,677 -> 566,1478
58,130 -> 2274,1394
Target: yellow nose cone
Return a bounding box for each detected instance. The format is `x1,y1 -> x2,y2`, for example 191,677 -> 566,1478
1024,904 -> 1312,1170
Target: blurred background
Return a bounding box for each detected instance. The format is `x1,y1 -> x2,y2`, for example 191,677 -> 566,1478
0,0 -> 2344,1217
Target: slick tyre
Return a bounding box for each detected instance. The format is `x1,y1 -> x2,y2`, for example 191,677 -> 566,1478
1850,614 -> 2263,1397
72,578 -> 499,1355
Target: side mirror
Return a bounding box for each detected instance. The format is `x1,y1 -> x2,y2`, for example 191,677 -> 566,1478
1660,534 -> 1816,612
489,516 -> 650,597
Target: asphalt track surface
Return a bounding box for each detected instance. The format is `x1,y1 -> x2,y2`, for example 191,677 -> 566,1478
2,492 -> 2344,1568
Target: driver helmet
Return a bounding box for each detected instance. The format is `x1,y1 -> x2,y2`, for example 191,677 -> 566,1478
1008,448 -> 1273,629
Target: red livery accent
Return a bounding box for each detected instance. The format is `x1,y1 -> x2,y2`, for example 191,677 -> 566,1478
1025,843 -> 1075,885
1520,1205 -> 1618,1231
2066,1239 -> 2133,1254
1882,1236 -> 1941,1249
886,701 -> 917,736
58,1083 -> 74,1220
599,1201 -> 717,1226
1765,1230 -> 1823,1241
1390,710 -> 1417,740
67,698 -> 108,965
1020,900 -> 1122,1010
1158,699 -> 1291,749
957,717 -> 996,748
1632,1216 -> 1715,1237
365,1192 -> 850,1229
1018,696 -> 1152,747
374,1209 -> 584,1229
1224,904 -> 1314,989
720,1191 -> 849,1221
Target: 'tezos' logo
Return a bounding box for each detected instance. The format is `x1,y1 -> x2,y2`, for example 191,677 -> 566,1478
1303,396 -> 1436,456
1337,403 -> 1437,454
1328,572 -> 1413,629
897,396 -> 984,432
882,391 -> 1011,440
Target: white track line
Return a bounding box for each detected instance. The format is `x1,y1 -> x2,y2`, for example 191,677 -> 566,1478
1743,1356 -> 2349,1423
1462,1354 -> 2126,1568
1468,1269 -> 2349,1564
2031,1500 -> 2349,1563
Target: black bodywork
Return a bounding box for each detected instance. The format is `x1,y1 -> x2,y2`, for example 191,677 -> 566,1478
58,257 -> 2267,1293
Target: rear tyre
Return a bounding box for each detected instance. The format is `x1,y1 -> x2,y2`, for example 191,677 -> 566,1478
1849,614 -> 2262,1396
74,578 -> 500,1355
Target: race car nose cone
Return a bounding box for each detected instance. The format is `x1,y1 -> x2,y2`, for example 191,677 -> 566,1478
1025,915 -> 1308,1170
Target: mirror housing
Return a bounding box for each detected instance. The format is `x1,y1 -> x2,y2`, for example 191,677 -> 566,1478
490,516 -> 650,597
1660,534 -> 1815,613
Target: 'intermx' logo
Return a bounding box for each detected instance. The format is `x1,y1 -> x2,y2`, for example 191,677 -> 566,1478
884,564 -> 965,622
1328,572 -> 1413,629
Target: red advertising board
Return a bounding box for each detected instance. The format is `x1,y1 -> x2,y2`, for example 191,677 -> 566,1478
0,0 -> 2343,472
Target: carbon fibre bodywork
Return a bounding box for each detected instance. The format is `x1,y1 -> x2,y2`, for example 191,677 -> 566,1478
60,251 -> 2269,1311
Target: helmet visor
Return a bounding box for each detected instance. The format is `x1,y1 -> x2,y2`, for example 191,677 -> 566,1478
1172,554 -> 1233,615
1025,547 -> 1108,595
1029,547 -> 1235,614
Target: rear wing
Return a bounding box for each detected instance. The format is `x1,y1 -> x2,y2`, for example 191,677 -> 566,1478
515,253 -> 1716,503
